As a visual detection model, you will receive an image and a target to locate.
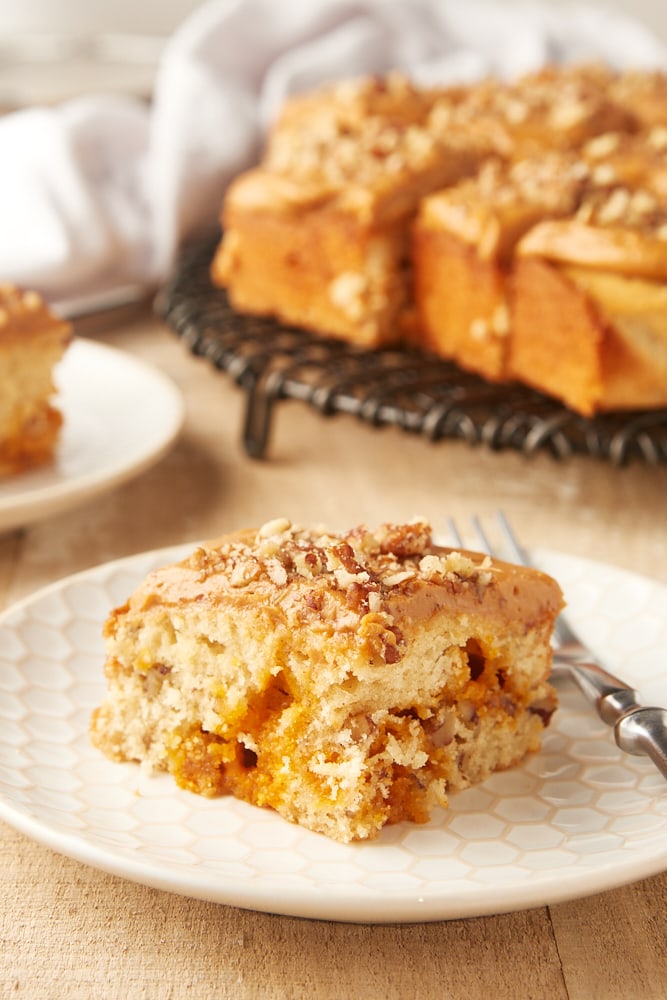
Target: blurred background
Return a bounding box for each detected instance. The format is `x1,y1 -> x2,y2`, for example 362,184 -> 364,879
0,0 -> 664,107
0,0 -> 203,106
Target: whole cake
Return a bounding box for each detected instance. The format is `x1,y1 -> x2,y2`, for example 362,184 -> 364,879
90,519 -> 562,843
212,64 -> 667,417
0,284 -> 71,475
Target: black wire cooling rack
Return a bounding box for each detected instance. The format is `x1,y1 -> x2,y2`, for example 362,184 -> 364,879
156,233 -> 667,466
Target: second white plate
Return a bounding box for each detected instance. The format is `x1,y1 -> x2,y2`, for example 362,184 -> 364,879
0,545 -> 666,922
0,339 -> 185,532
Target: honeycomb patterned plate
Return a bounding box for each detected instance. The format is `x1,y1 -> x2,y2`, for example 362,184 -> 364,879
1,544 -> 666,923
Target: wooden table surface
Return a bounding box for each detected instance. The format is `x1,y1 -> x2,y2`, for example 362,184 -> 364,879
1,306 -> 666,999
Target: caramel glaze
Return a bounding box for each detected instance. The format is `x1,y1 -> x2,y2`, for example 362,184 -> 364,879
106,521 -> 563,648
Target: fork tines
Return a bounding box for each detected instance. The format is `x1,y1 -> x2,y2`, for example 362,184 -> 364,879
446,511 -> 524,563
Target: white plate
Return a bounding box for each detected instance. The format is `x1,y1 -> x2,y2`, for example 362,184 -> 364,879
0,545 -> 666,923
0,339 -> 185,532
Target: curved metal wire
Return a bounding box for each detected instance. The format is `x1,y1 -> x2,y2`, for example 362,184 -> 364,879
156,233 -> 667,466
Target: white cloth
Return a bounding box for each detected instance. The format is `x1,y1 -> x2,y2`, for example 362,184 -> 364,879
1,0 -> 666,311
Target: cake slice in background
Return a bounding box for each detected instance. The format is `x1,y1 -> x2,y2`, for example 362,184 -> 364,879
0,285 -> 72,476
410,153 -> 589,382
211,74 -> 481,348
512,179 -> 667,415
90,518 -> 562,843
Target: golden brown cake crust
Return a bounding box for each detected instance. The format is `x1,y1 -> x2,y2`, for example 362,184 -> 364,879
91,519 -> 562,843
213,74 -> 480,348
411,154 -> 589,381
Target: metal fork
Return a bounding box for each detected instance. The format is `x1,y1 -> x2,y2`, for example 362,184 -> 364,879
447,511 -> 667,781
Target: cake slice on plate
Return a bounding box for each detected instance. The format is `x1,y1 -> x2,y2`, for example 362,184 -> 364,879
0,285 -> 71,475
91,518 -> 562,843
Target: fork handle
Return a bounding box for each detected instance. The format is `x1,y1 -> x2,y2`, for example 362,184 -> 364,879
555,657 -> 667,780
615,707 -> 667,781
555,657 -> 642,723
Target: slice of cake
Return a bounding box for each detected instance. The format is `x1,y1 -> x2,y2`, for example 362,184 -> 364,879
211,74 -> 481,348
410,154 -> 589,381
0,285 -> 72,475
511,180 -> 667,415
90,519 -> 562,843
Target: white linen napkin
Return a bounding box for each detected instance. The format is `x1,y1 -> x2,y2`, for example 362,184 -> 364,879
0,0 -> 666,313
